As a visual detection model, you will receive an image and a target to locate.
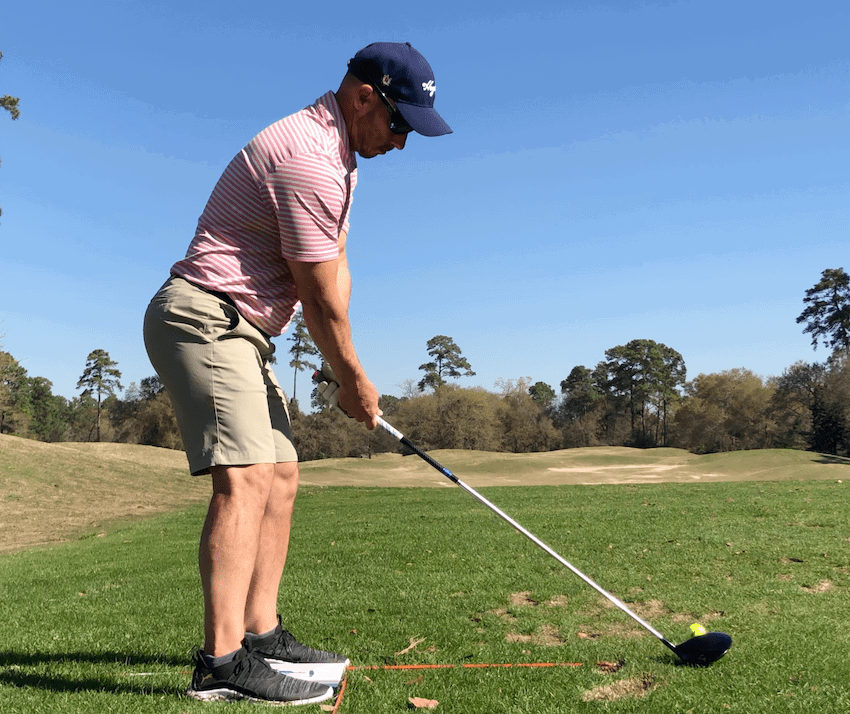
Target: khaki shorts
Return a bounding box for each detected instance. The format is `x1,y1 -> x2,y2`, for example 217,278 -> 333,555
143,275 -> 297,475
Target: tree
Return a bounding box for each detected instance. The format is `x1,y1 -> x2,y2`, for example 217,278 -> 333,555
418,335 -> 475,392
110,375 -> 183,449
0,350 -> 31,434
287,310 -> 320,408
378,393 -> 403,416
601,339 -> 686,446
291,408 -> 393,461
556,365 -> 609,447
27,376 -> 70,442
77,349 -> 122,442
65,394 -> 99,442
137,391 -> 183,449
796,268 -> 850,353
559,366 -> 604,422
0,53 -> 19,120
527,381 -> 555,411
393,385 -> 500,451
808,352 -> 850,456
1,51 -> 21,223
398,378 -> 420,399
770,361 -> 827,450
672,369 -> 776,454
497,378 -> 559,453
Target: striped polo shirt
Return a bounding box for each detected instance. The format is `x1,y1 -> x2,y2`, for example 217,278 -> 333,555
171,91 -> 358,336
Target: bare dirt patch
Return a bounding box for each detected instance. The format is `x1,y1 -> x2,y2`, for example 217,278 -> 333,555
801,580 -> 833,594
628,599 -> 668,620
506,624 -> 564,647
579,599 -> 721,640
596,660 -> 626,674
581,675 -> 658,702
509,591 -> 539,607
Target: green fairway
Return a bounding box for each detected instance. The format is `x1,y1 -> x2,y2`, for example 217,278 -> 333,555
2,476 -> 850,712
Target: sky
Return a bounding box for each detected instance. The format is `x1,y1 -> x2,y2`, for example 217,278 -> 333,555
1,0 -> 848,405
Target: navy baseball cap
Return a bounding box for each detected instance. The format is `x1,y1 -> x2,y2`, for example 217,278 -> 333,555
347,42 -> 452,137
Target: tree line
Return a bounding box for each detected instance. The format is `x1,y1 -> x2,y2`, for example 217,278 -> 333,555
2,268 -> 849,459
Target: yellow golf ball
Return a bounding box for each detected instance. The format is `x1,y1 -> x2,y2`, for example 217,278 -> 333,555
690,623 -> 707,637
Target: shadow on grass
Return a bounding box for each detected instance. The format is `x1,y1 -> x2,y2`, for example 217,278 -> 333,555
814,453 -> 850,466
0,650 -> 189,696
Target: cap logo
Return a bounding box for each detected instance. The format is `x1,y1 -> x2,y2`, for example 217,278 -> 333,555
421,79 -> 436,98
381,74 -> 392,87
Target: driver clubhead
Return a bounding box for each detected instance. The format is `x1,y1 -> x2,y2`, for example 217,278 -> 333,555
673,631 -> 732,666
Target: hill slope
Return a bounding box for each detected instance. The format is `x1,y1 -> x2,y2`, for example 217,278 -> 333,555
2,435 -> 849,552
298,445 -> 850,487
0,435 -> 207,552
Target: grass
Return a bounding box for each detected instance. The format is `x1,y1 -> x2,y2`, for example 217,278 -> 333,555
4,433 -> 847,550
2,474 -> 850,712
298,445 -> 850,487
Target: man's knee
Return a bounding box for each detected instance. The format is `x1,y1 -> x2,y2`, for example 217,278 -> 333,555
272,462 -> 300,503
211,464 -> 276,503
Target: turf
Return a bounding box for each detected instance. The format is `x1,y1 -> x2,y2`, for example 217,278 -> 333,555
297,445 -> 850,487
4,433 -> 847,551
2,478 -> 850,712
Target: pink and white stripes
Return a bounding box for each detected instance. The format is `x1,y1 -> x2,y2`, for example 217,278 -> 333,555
172,92 -> 357,336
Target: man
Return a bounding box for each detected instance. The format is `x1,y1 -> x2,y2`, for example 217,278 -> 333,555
143,42 -> 451,705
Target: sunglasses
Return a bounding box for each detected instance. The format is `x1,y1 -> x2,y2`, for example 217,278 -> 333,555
370,83 -> 414,135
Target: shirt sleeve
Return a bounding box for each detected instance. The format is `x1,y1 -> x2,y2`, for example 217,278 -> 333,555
267,152 -> 351,263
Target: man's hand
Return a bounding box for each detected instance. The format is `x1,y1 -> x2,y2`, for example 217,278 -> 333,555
316,362 -> 382,430
338,377 -> 381,430
315,365 -> 341,410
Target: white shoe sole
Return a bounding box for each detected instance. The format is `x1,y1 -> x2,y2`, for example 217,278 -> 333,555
187,684 -> 334,706
266,660 -> 349,688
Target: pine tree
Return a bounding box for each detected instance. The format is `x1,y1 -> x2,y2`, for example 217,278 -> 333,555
77,349 -> 122,441
796,268 -> 850,353
418,335 -> 475,392
287,310 -> 320,408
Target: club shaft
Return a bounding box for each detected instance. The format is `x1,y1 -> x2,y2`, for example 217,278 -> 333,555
377,416 -> 674,647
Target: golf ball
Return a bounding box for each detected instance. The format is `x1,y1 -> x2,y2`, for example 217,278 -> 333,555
689,623 -> 707,637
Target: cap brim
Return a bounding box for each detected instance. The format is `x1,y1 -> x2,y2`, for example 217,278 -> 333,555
397,102 -> 452,137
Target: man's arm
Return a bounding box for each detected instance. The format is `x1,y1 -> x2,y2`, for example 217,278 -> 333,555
286,235 -> 380,428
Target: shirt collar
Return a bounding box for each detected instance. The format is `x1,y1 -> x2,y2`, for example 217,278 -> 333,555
316,91 -> 356,171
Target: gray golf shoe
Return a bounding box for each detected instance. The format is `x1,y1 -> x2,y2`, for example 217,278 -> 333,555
246,616 -> 349,666
187,646 -> 333,705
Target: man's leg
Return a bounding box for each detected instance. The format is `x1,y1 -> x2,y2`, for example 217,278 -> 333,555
192,461 -> 333,704
245,461 -> 300,636
200,463 -> 275,656
241,461 -> 350,668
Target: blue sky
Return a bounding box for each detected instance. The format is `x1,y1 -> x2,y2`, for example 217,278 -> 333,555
1,0 -> 848,404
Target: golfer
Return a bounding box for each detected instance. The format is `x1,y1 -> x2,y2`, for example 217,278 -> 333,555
143,42 -> 451,705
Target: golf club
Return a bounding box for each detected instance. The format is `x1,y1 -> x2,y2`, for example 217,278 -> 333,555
312,371 -> 732,666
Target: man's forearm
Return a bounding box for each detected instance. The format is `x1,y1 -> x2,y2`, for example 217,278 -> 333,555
287,247 -> 380,426
299,297 -> 364,387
